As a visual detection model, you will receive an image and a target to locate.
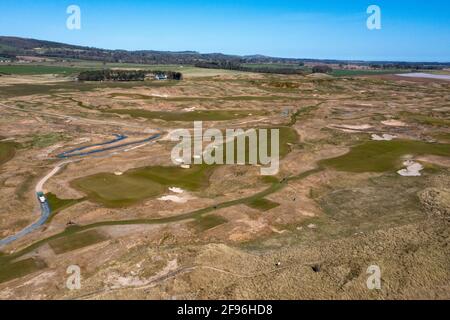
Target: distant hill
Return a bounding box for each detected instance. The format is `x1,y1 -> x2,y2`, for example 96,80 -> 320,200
1,36 -> 449,69
0,36 -> 303,65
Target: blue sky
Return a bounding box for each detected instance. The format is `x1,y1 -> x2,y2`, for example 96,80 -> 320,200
1,0 -> 449,61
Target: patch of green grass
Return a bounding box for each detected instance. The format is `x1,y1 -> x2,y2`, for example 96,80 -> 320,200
321,140 -> 450,173
48,230 -> 108,254
242,63 -> 305,70
0,80 -> 177,98
46,193 -> 85,223
246,198 -> 280,212
0,141 -> 15,165
71,165 -> 214,207
0,257 -> 47,284
330,69 -> 408,77
192,214 -> 228,231
0,65 -> 86,75
104,109 -> 263,121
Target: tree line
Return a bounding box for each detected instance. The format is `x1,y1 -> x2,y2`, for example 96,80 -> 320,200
77,69 -> 183,81
194,61 -> 306,75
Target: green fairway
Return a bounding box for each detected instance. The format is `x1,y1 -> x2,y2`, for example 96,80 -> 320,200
45,193 -> 85,223
330,69 -> 408,77
48,230 -> 108,254
71,165 -> 215,207
0,80 -> 177,98
0,65 -> 86,75
192,214 -> 228,231
104,109 -> 263,121
0,141 -> 15,165
246,198 -> 280,211
321,140 -> 450,173
0,257 -> 47,284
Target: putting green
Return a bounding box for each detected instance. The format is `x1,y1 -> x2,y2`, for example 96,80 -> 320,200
71,165 -> 215,207
48,230 -> 108,254
321,140 -> 450,173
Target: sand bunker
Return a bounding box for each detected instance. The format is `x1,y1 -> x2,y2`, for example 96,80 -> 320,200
151,93 -> 169,98
169,187 -> 184,194
158,195 -> 189,203
158,187 -> 193,203
329,124 -> 373,132
382,120 -> 407,127
397,160 -> 424,177
371,134 -> 396,141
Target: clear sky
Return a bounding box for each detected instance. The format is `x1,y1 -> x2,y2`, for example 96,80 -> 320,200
1,0 -> 449,61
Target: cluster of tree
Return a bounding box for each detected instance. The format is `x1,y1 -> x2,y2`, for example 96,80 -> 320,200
77,70 -> 147,81
369,63 -> 444,70
0,53 -> 17,61
77,69 -> 183,81
194,61 -> 305,75
312,65 -> 333,74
